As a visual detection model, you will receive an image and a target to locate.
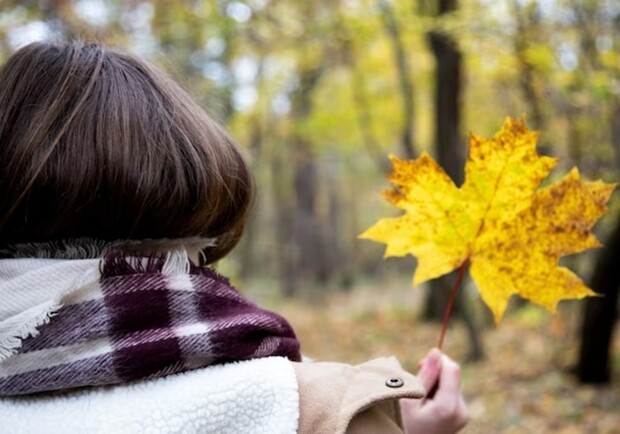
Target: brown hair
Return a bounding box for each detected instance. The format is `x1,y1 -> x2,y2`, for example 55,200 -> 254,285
0,40 -> 253,264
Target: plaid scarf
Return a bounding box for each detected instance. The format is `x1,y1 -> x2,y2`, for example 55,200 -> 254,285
0,243 -> 301,396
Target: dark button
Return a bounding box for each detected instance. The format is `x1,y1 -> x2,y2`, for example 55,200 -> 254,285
385,377 -> 404,388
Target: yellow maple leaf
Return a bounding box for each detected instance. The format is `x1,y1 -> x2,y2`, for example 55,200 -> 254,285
360,118 -> 616,323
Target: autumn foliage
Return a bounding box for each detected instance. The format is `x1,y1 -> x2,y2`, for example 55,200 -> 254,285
361,118 -> 616,324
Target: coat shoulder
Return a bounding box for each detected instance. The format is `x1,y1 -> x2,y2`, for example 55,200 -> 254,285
293,357 -> 425,434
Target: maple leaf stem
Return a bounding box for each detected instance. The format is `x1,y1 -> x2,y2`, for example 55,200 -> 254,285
437,258 -> 470,350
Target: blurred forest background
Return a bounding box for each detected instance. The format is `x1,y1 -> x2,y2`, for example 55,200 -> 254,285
0,0 -> 619,432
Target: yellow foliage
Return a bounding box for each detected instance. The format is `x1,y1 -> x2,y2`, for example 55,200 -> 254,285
360,118 -> 616,323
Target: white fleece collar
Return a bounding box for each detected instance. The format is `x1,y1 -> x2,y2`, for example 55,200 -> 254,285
0,356 -> 300,434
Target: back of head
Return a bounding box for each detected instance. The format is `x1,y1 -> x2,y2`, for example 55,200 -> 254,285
0,40 -> 253,264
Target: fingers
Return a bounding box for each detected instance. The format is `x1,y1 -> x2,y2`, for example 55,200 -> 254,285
432,353 -> 462,407
417,348 -> 442,392
403,350 -> 469,433
427,353 -> 469,429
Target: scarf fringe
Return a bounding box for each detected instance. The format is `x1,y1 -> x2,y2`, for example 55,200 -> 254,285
0,238 -> 110,259
0,237 -> 216,261
100,250 -> 191,277
0,301 -> 62,362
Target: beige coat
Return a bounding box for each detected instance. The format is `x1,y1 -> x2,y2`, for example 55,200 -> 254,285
295,357 -> 425,434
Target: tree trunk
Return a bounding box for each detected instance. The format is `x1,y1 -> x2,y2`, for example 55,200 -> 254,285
423,0 -> 484,361
237,114 -> 263,280
576,216 -> 620,384
424,0 -> 463,322
351,67 -> 390,174
427,29 -> 463,185
293,146 -> 328,283
576,9 -> 620,382
509,0 -> 550,154
272,150 -> 296,297
612,97 -> 620,172
377,0 -> 416,159
237,57 -> 266,280
284,62 -> 329,294
577,89 -> 620,384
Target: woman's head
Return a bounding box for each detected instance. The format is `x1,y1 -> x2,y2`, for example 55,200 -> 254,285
0,40 -> 253,264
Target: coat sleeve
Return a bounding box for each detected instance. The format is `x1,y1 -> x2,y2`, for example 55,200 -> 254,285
293,357 -> 425,434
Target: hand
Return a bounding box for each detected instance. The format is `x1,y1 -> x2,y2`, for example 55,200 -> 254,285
401,348 -> 469,434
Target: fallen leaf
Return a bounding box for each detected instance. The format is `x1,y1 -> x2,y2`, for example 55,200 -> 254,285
360,118 -> 615,323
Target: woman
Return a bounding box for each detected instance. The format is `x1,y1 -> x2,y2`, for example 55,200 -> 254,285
0,40 -> 468,433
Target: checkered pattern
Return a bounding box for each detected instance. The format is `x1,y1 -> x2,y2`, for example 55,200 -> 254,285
0,251 -> 300,396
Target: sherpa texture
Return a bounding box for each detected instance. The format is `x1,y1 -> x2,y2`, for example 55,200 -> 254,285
0,249 -> 300,395
0,356 -> 300,434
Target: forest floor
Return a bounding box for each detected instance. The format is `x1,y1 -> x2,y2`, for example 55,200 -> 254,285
249,275 -> 620,434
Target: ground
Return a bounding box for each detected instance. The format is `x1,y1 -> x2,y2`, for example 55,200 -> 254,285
250,275 -> 620,434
